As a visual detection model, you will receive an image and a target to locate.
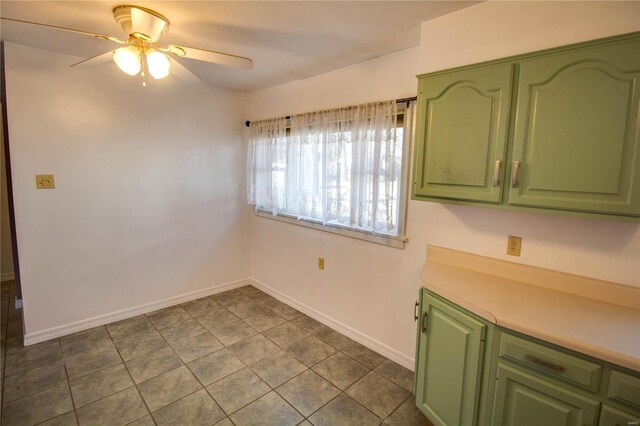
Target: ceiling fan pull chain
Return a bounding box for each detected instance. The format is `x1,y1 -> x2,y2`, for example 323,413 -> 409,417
140,47 -> 147,88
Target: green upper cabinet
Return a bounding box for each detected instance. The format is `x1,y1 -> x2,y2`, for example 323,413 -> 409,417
412,32 -> 640,220
413,63 -> 514,203
415,290 -> 487,426
508,36 -> 640,216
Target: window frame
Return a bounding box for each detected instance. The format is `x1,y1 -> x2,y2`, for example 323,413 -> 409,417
251,101 -> 415,249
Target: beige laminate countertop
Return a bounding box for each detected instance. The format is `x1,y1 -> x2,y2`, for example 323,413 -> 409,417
421,246 -> 640,372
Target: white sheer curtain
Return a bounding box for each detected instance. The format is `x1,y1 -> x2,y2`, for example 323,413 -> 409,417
246,116 -> 288,214
247,100 -> 402,235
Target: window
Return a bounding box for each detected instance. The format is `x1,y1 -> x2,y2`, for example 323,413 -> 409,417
247,100 -> 414,248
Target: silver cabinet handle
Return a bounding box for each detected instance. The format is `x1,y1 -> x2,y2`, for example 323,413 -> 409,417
421,312 -> 428,333
492,160 -> 501,187
511,160 -> 520,188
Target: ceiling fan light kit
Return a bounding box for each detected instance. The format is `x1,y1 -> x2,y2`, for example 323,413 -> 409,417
112,45 -> 171,81
1,4 -> 253,86
146,49 -> 170,79
113,45 -> 141,76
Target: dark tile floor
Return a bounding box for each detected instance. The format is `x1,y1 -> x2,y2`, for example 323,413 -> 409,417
1,281 -> 429,425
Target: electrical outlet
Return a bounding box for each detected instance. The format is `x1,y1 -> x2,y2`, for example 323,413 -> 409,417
507,236 -> 522,256
318,257 -> 325,270
36,174 -> 55,189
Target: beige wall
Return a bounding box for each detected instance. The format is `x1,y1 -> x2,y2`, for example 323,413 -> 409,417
5,43 -> 250,338
418,1 -> 640,73
1,112 -> 14,281
4,1 -> 639,366
247,1 -> 640,368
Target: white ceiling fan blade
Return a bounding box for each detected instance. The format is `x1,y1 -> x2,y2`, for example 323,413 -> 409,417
167,45 -> 253,70
169,58 -> 201,84
71,50 -> 115,68
131,7 -> 166,42
0,17 -> 126,44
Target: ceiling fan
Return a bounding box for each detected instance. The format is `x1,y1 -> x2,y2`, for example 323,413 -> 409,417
1,5 -> 253,86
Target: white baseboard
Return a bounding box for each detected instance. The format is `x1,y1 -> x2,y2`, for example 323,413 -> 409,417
1,272 -> 15,282
248,277 -> 415,371
25,276 -> 417,371
24,278 -> 252,346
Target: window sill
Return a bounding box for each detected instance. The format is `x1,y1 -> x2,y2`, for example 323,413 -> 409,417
253,209 -> 407,249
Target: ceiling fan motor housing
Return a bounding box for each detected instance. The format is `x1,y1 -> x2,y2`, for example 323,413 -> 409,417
113,5 -> 169,42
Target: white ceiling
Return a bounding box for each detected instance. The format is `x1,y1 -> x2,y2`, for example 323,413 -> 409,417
0,1 -> 478,92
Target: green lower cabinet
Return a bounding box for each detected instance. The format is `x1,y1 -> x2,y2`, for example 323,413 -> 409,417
606,370 -> 640,409
415,291 -> 487,426
492,363 -> 600,426
599,404 -> 640,426
415,291 -> 640,426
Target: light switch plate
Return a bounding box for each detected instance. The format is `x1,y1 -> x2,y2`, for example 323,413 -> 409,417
318,257 -> 325,270
36,174 -> 55,189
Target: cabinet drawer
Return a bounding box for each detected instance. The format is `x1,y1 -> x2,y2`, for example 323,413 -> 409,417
607,370 -> 640,409
499,333 -> 602,391
599,404 -> 640,426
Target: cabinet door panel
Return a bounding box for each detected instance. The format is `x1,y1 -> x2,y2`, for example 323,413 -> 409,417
509,37 -> 640,216
413,63 -> 514,203
599,404 -> 640,426
415,293 -> 486,426
607,370 -> 640,409
492,363 -> 599,426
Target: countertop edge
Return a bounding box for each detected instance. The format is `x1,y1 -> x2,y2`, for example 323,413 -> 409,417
424,281 -> 640,372
421,246 -> 640,373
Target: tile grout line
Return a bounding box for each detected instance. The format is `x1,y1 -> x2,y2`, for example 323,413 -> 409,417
105,321 -> 156,424
13,324 -> 274,421
244,316 -> 357,421
339,369 -> 411,422
244,287 -> 410,423
138,296 -> 282,420
205,289 -> 311,421
167,304 -> 242,372
382,392 -> 416,423
1,285 -> 82,425
5,286 -> 414,425
194,290 -> 285,423
131,306 -> 200,421
277,343 -> 382,423
245,357 -> 308,420
59,337 -> 82,426
223,287 -> 390,424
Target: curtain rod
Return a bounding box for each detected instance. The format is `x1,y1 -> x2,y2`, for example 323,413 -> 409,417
244,96 -> 417,128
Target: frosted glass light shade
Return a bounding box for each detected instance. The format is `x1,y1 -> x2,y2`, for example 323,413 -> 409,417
147,50 -> 170,79
113,46 -> 141,76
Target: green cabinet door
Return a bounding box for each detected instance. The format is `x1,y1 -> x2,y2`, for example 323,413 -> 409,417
415,291 -> 486,426
599,404 -> 640,426
508,36 -> 640,216
413,63 -> 514,203
492,363 -> 600,426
